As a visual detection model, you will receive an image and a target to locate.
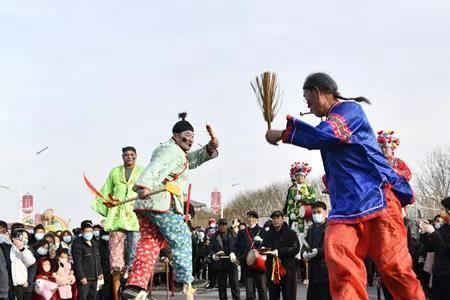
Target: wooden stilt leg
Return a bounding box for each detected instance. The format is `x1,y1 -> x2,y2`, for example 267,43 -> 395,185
165,262 -> 169,300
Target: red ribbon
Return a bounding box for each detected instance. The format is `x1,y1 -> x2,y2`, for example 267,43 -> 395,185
271,256 -> 287,284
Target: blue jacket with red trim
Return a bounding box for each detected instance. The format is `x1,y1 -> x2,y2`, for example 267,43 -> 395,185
282,101 -> 414,222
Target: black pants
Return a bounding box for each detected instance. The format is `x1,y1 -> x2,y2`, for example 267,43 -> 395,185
208,263 -> 217,287
78,280 -> 98,300
244,270 -> 267,300
306,282 -> 331,300
217,267 -> 240,300
268,276 -> 296,300
98,273 -> 112,300
13,285 -> 25,300
194,260 -> 207,279
432,274 -> 450,300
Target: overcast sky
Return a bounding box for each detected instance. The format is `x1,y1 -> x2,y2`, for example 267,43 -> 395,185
1,1 -> 449,227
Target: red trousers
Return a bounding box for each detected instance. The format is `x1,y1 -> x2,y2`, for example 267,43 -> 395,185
325,188 -> 425,300
127,213 -> 167,289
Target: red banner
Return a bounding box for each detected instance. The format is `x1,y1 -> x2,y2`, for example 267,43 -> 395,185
211,189 -> 221,214
22,194 -> 34,214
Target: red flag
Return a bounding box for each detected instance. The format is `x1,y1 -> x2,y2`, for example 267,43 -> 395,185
83,173 -> 106,201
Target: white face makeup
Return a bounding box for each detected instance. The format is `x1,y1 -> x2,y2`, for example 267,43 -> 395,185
173,131 -> 194,152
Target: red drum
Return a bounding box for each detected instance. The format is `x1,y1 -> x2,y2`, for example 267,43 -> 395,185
246,249 -> 266,272
299,205 -> 313,220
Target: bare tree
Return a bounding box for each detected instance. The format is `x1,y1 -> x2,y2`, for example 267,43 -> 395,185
413,147 -> 450,218
223,177 -> 329,221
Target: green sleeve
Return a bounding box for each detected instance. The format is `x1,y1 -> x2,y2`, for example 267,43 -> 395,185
136,145 -> 181,191
305,185 -> 317,204
187,147 -> 217,170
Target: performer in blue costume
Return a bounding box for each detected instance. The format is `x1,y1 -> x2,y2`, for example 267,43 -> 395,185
265,72 -> 425,300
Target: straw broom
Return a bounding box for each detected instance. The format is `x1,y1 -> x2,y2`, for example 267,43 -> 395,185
251,71 -> 282,129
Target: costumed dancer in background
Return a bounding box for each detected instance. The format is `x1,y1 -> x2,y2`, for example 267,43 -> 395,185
377,130 -> 411,181
377,130 -> 420,300
283,162 -> 316,236
265,72 -> 425,300
122,113 -> 219,300
90,147 -> 143,300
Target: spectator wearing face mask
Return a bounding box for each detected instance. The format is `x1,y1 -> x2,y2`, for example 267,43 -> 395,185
19,230 -> 37,300
54,236 -> 61,252
0,245 -> 8,300
205,218 -> 218,289
32,240 -> 50,260
72,220 -> 103,300
11,223 -> 25,233
263,220 -> 272,233
30,225 -> 46,245
97,231 -> 111,300
60,231 -> 73,251
53,248 -> 76,300
32,238 -> 59,275
0,221 -> 11,245
419,197 -> 450,300
0,229 -> 36,300
418,215 -> 443,298
32,257 -> 60,300
92,225 -> 102,242
301,201 -> 330,300
195,231 -> 208,280
72,228 -> 82,239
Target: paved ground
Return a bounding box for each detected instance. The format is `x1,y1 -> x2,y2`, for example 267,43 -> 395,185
151,284 -> 382,299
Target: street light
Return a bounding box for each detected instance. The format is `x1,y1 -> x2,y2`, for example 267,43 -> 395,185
221,183 -> 241,218
36,146 -> 49,155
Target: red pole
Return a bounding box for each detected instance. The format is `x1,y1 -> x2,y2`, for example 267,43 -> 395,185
185,184 -> 192,223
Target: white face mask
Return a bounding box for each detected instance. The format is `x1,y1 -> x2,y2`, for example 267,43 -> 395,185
37,247 -> 48,256
0,234 -> 10,244
35,233 -> 45,241
435,223 -> 442,229
312,213 -> 325,224
101,235 -> 110,242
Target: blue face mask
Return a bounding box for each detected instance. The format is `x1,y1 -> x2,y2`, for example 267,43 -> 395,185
83,232 -> 93,241
35,233 -> 44,241
312,213 -> 325,224
93,230 -> 100,238
63,236 -> 72,243
101,235 -> 110,242
37,247 -> 48,256
0,234 -> 10,244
